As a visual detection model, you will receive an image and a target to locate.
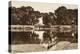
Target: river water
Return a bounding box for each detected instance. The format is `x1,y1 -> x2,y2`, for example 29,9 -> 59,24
10,26 -> 77,44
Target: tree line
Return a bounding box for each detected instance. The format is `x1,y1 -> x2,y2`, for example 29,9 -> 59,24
9,6 -> 78,25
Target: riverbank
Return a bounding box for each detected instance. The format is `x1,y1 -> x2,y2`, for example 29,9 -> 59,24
10,41 -> 78,53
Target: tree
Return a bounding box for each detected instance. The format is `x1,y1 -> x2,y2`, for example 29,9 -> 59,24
55,6 -> 67,25
55,6 -> 78,25
49,12 -> 57,25
43,13 -> 51,25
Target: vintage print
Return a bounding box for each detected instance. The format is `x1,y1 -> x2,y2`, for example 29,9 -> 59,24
9,1 -> 78,53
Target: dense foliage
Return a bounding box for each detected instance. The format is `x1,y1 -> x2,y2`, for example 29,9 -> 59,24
9,6 -> 78,25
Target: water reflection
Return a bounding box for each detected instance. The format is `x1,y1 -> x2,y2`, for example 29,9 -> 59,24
11,28 -> 77,44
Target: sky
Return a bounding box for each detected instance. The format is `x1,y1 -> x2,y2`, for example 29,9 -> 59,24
11,1 -> 78,13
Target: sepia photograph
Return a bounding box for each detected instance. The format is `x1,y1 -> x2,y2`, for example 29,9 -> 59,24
9,1 -> 78,53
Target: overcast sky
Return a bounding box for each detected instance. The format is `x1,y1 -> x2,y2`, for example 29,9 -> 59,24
12,1 -> 78,13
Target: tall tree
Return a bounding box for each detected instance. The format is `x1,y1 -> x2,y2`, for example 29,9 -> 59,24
55,6 -> 67,25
